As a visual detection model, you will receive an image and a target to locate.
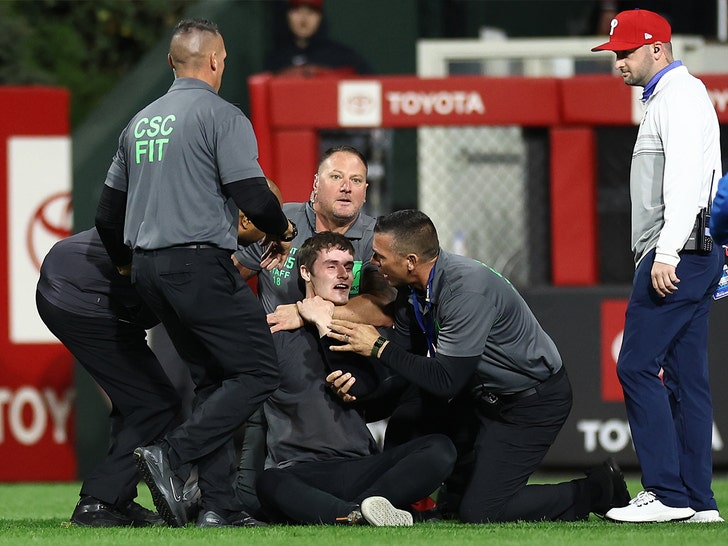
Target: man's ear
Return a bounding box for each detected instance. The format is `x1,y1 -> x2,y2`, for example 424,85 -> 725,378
300,265 -> 311,282
310,173 -> 319,202
407,253 -> 418,272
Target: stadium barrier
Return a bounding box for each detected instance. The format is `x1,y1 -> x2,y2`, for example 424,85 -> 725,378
0,86 -> 75,481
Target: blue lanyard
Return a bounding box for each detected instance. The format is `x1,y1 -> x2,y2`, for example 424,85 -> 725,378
411,265 -> 436,356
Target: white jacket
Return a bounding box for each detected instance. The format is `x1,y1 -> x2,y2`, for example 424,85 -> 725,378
630,64 -> 722,267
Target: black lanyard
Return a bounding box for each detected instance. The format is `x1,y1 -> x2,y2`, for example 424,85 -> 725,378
411,265 -> 436,356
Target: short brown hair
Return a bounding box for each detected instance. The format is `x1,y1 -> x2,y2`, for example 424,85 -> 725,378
298,231 -> 355,272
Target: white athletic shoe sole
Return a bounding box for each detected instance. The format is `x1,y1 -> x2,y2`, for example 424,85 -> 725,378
683,510 -> 724,523
360,496 -> 413,527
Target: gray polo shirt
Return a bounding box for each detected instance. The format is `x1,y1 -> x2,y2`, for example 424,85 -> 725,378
37,228 -> 156,327
104,77 -> 264,250
234,201 -> 377,313
397,250 -> 562,394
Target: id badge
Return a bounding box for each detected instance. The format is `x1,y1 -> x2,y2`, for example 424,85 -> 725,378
714,247 -> 728,300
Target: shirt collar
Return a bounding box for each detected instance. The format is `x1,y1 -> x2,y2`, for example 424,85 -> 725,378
168,77 -> 216,94
304,201 -> 369,240
641,60 -> 682,102
409,247 -> 445,305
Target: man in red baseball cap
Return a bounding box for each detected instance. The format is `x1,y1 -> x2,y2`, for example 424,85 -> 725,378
591,8 -> 671,52
592,9 -> 725,525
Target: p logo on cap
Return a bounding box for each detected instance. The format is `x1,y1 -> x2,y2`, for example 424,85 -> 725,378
609,18 -> 618,36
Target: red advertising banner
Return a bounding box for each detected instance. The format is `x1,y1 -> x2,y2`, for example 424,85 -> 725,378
0,87 -> 76,481
600,299 -> 628,402
265,75 -> 560,129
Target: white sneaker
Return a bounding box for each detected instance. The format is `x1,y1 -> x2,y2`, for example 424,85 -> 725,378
684,510 -> 724,523
605,491 -> 695,523
360,496 -> 413,527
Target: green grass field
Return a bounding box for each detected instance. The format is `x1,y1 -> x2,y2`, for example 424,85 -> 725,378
1,476 -> 727,545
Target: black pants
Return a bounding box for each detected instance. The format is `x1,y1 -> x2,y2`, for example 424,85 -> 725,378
386,369 -> 591,522
257,434 -> 456,524
36,292 -> 181,506
132,247 -> 279,513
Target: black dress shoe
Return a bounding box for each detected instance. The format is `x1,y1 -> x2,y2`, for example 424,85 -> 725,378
117,499 -> 166,527
134,445 -> 195,527
196,509 -> 268,528
586,457 -> 631,516
604,457 -> 631,508
70,496 -> 133,527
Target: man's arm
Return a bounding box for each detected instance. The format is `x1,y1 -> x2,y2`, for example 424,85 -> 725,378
95,185 -> 132,272
231,254 -> 259,281
332,268 -> 396,327
223,178 -> 295,270
327,319 -> 479,399
222,177 -> 288,236
269,267 -> 396,333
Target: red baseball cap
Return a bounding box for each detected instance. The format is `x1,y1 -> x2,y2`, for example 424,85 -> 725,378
591,9 -> 671,52
289,0 -> 323,11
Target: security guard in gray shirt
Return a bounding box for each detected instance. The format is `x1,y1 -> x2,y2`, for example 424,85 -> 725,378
95,18 -> 296,528
328,209 -> 632,523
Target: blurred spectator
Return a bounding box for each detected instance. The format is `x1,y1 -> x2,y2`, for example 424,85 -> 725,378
266,0 -> 373,76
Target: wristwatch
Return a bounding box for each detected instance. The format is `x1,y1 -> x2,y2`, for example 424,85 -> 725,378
280,221 -> 297,242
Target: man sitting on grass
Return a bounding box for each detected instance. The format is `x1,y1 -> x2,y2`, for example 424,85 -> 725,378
256,232 -> 455,525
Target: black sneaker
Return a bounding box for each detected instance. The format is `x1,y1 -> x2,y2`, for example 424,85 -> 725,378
117,499 -> 165,527
70,496 -> 133,527
134,445 -> 195,527
196,509 -> 268,528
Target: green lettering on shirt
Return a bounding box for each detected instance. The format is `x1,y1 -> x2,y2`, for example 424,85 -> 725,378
351,261 -> 363,296
133,114 -> 176,164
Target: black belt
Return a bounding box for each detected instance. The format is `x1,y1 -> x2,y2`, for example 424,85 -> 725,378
172,243 -> 220,249
135,243 -> 225,254
473,367 -> 565,405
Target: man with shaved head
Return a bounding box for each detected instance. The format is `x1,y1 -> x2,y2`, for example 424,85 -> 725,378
95,18 -> 296,528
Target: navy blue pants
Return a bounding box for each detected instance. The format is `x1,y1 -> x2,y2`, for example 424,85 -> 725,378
617,247 -> 722,510
132,247 -> 280,514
